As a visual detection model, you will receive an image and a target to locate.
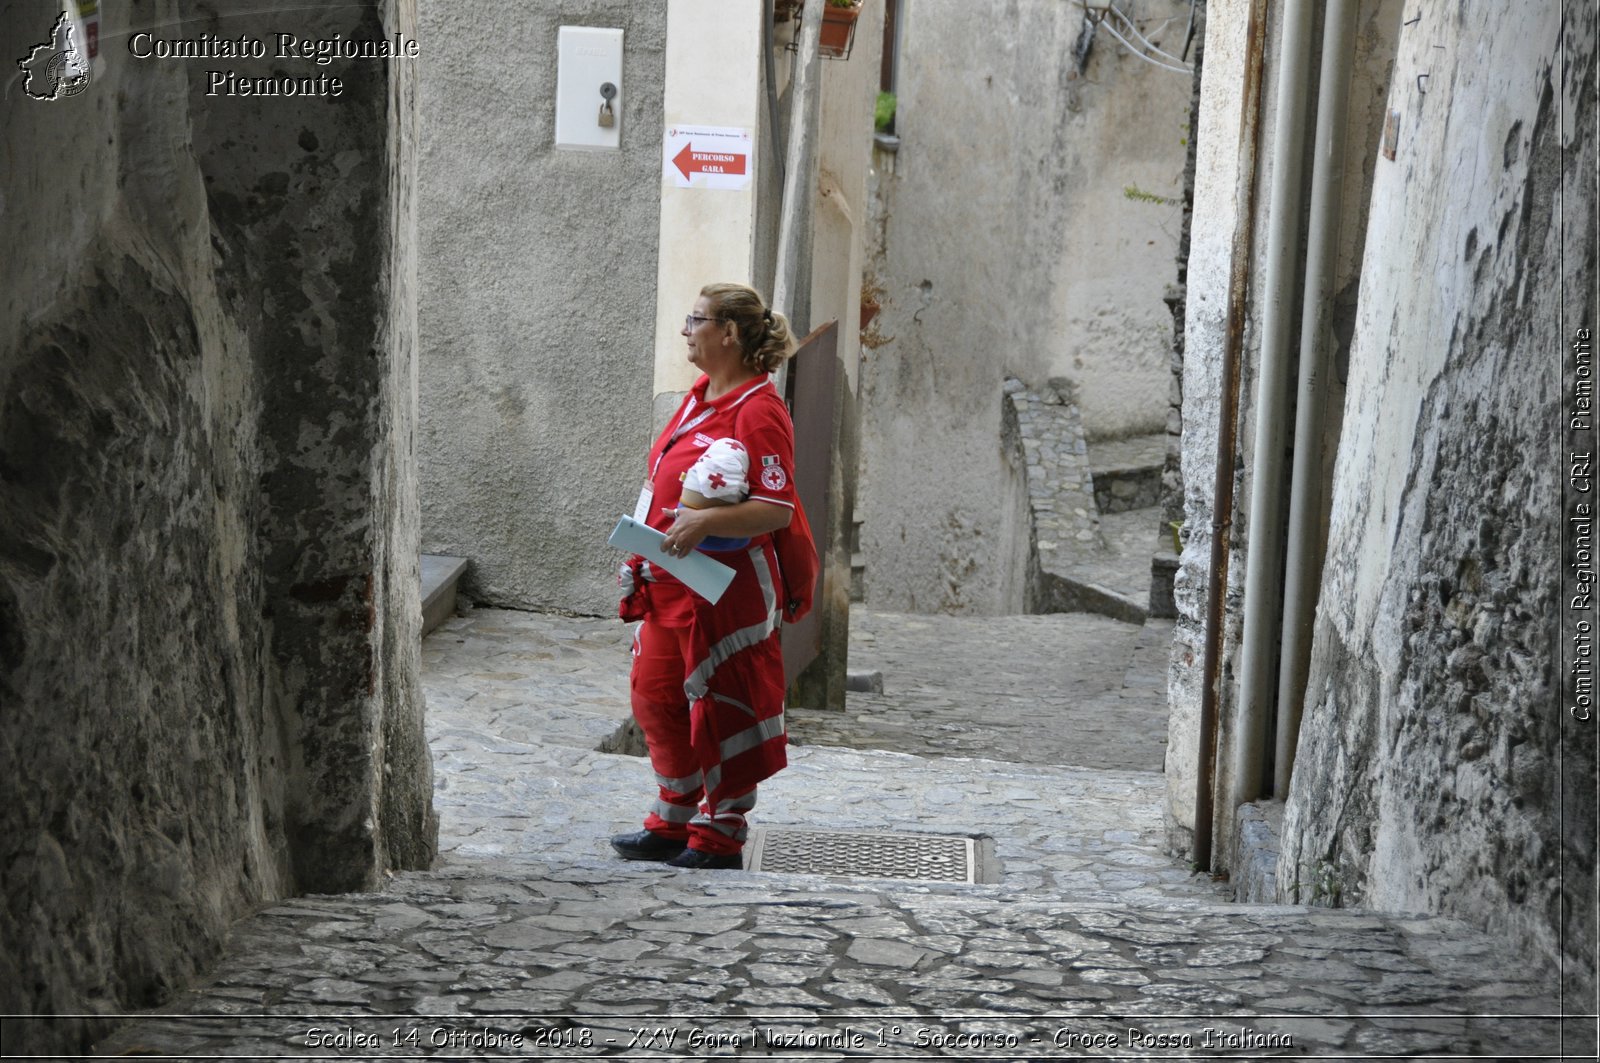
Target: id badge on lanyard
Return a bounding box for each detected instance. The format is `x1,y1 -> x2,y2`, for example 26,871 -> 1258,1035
632,482 -> 654,523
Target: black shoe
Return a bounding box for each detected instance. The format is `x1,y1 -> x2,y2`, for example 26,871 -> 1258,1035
611,829 -> 686,862
666,847 -> 743,870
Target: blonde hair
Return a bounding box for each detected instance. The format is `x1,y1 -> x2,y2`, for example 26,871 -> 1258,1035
700,283 -> 796,374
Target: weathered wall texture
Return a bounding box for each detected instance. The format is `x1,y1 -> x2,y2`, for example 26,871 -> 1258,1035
0,0 -> 434,1052
1049,8 -> 1196,441
416,3 -> 664,614
859,0 -> 1192,615
1162,0 -> 1259,857
1279,0 -> 1595,987
1165,0 -> 1401,858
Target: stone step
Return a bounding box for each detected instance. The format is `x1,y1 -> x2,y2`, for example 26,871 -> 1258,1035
1088,432 -> 1169,514
1092,463 -> 1164,513
420,554 -> 469,637
1036,571 -> 1149,624
1037,506 -> 1165,623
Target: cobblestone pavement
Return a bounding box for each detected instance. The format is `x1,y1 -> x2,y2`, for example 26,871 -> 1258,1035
91,608 -> 1582,1060
788,611 -> 1171,772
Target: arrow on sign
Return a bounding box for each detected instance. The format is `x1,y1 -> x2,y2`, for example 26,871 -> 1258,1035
673,142 -> 748,180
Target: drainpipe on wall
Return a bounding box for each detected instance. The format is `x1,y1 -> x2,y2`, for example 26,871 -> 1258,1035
772,0 -> 825,347
1228,0 -> 1318,820
1274,0 -> 1358,798
1195,0 -> 1270,871
763,2 -> 785,185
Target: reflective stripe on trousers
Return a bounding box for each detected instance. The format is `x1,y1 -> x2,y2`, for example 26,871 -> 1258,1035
631,618 -> 763,854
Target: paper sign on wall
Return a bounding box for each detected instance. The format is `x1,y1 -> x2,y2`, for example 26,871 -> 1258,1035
663,125 -> 752,191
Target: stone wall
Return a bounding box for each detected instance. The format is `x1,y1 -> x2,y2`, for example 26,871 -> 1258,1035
416,2 -> 665,614
1157,0 -> 1204,544
1002,376 -> 1100,613
858,0 -> 1192,615
1279,1 -> 1596,990
0,0 -> 434,1052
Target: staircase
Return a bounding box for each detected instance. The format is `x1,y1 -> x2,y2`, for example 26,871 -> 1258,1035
1001,377 -> 1173,622
420,554 -> 469,636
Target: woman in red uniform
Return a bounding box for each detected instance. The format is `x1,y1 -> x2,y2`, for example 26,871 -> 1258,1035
613,283 -> 799,870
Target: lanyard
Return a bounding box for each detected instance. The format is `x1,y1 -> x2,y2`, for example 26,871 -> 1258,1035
650,378 -> 770,478
650,398 -> 716,479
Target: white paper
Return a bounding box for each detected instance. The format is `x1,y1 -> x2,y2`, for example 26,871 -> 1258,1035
608,515 -> 736,604
631,483 -> 653,524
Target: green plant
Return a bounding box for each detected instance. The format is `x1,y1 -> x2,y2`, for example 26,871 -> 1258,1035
1288,860 -> 1344,906
1123,184 -> 1181,207
828,0 -> 858,7
874,91 -> 896,133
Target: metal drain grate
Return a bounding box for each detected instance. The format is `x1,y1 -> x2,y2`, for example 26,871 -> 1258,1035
745,828 -> 1000,884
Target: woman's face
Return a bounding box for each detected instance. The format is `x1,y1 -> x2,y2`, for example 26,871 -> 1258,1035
683,295 -> 731,372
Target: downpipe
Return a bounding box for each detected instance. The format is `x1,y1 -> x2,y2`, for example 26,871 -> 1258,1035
763,0 -> 785,185
1274,0 -> 1359,799
771,0 -> 825,400
773,0 -> 825,332
1227,0 -> 1317,824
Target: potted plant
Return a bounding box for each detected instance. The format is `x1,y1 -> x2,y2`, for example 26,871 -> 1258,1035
819,0 -> 862,59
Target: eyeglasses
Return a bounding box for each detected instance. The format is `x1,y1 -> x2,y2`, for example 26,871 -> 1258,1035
685,314 -> 720,330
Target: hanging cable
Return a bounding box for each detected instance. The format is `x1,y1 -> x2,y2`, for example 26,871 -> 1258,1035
1099,19 -> 1193,74
1105,6 -> 1191,67
1067,0 -> 1194,74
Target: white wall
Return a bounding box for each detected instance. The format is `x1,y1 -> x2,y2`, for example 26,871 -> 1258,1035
651,1 -> 765,401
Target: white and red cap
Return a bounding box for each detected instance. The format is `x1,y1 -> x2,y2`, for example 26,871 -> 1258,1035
682,437 -> 750,503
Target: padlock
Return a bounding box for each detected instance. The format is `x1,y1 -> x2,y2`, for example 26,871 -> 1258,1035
598,81 -> 617,129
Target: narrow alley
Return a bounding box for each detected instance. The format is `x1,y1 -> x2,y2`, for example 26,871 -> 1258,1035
3,3 -> 1594,1058
86,606 -> 1572,1059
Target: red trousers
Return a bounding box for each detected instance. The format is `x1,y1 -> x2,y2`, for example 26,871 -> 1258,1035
631,619 -> 762,855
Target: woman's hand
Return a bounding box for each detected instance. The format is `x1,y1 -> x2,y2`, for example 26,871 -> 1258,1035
661,507 -> 712,558
659,500 -> 791,557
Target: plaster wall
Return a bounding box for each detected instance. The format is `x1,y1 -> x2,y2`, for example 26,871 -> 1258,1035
810,5 -> 881,398
1049,9 -> 1196,442
858,0 -> 1190,615
1278,0 -> 1595,987
416,2 -> 666,614
0,0 -> 433,1051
